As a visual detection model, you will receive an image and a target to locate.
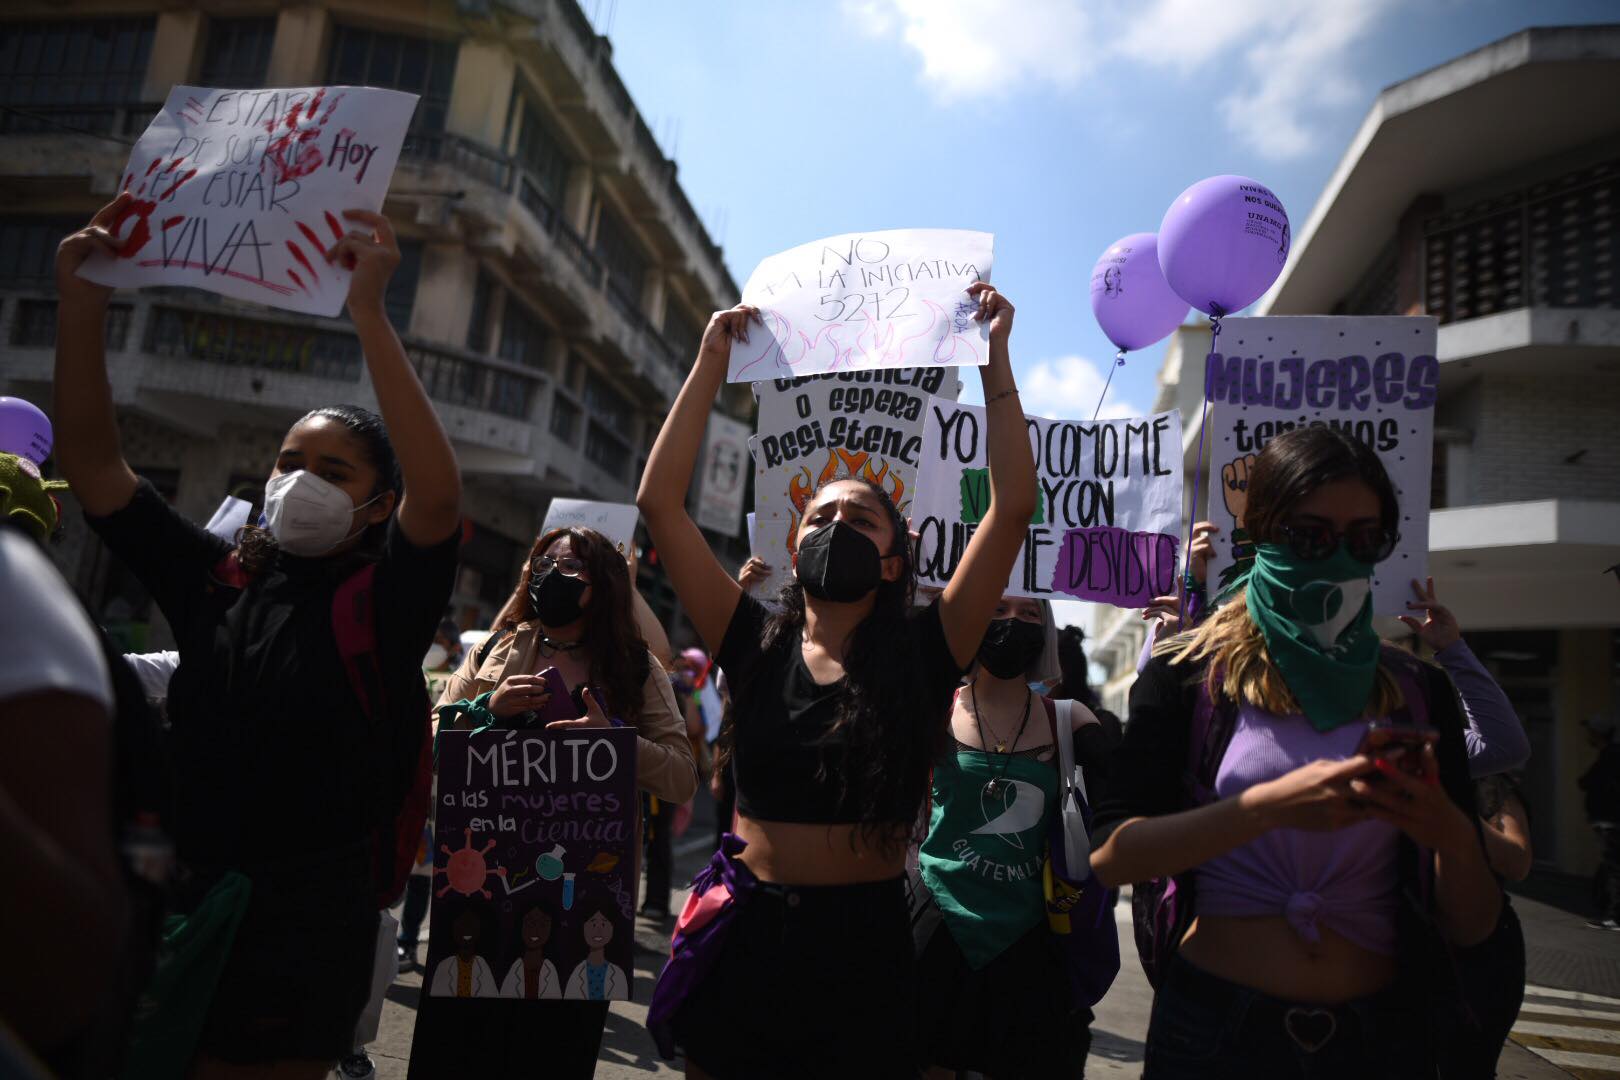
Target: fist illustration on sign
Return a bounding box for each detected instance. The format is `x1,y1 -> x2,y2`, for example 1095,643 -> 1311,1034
1222,454 -> 1257,529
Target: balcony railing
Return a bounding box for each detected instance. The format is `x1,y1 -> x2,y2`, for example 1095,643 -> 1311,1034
400,132 -> 513,190
1424,156 -> 1618,324
146,304 -> 365,381
0,102 -> 159,138
408,342 -> 538,419
8,296 -> 132,350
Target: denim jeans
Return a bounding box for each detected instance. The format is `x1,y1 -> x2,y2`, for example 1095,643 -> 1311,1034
1144,955 -> 1432,1080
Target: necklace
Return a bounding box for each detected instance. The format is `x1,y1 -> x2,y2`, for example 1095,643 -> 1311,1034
968,681 -> 1032,799
540,635 -> 582,653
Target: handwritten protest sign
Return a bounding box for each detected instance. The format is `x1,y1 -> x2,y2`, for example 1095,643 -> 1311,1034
750,368 -> 960,546
692,413 -> 751,538
541,499 -> 639,556
913,402 -> 1184,606
78,84 -> 417,317
1203,316 -> 1436,613
407,727 -> 639,1074
727,229 -> 993,382
744,509 -> 793,603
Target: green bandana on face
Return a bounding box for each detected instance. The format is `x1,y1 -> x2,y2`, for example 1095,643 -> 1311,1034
1243,541 -> 1380,732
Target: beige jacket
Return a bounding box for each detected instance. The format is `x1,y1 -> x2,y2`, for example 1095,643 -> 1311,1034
436,621 -> 699,806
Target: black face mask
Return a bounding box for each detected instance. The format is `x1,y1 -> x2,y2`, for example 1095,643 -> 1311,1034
977,618 -> 1045,681
529,570 -> 588,627
795,521 -> 885,603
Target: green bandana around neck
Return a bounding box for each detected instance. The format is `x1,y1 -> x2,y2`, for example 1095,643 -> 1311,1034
1243,541 -> 1380,732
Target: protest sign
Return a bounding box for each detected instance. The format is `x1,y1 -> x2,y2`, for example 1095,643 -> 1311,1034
407,727 -> 639,1075
750,367 -> 960,540
541,499 -> 639,556
78,84 -> 417,317
692,413 -> 751,538
912,401 -> 1184,606
1203,316 -> 1436,614
744,510 -> 793,603
727,229 -> 993,382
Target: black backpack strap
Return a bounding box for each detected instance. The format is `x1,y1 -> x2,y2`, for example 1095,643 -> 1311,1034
475,626 -> 511,670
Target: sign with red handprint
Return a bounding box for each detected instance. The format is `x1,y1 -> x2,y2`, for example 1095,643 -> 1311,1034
1201,315 -> 1437,613
77,83 -> 418,317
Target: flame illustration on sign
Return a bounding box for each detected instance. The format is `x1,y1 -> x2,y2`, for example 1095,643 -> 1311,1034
784,448 -> 908,555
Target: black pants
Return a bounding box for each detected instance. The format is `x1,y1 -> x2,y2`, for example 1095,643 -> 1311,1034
675,876 -> 917,1079
398,875 -> 431,947
643,793 -> 673,914
1596,825 -> 1620,921
1144,955 -> 1431,1080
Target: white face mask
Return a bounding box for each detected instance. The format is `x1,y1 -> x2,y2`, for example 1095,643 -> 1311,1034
423,644 -> 449,670
262,470 -> 383,556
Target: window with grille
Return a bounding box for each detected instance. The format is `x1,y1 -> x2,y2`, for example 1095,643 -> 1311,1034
466,270 -> 493,353
515,100 -> 573,210
583,372 -> 634,439
499,297 -> 551,369
0,18 -> 155,126
662,301 -> 703,361
593,204 -> 648,317
585,421 -> 630,478
326,25 -> 456,133
0,217 -> 82,286
198,16 -> 274,89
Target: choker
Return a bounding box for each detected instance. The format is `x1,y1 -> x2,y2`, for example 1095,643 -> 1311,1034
540,635 -> 582,652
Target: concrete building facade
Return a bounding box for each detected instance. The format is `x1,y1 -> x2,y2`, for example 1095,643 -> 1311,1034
0,0 -> 745,642
1086,26 -> 1620,876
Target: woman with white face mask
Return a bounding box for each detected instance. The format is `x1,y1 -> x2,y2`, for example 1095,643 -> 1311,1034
53,199 -> 463,1078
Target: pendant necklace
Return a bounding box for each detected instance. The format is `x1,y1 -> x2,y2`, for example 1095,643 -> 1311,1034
969,681 -> 1032,799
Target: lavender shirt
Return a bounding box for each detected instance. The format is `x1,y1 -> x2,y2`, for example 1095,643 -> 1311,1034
1194,707 -> 1401,955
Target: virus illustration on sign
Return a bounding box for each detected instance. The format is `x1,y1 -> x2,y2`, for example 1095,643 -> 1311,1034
435,828 -> 506,899
784,448 -> 907,557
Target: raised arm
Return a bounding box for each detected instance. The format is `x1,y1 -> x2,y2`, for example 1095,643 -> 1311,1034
936,283 -> 1038,667
635,307 -> 757,652
52,195 -> 140,516
328,210 -> 462,547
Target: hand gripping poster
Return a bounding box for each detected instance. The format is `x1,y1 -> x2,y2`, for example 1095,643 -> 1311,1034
1202,316 -> 1437,614
912,401 -> 1185,606
727,229 -> 993,382
77,84 -> 418,317
407,728 -> 639,1077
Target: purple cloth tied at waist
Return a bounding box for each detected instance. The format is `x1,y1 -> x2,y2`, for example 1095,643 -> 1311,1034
647,833 -> 757,1060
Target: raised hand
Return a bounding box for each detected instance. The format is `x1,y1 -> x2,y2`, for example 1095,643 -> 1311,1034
1398,577 -> 1461,651
327,209 -> 399,315
737,556 -> 772,591
698,304 -> 762,366
55,194 -> 132,308
1189,521 -> 1220,586
1222,455 -> 1256,528
967,281 -> 1014,344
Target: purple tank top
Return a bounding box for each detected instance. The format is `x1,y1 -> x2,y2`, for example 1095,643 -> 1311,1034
1194,706 -> 1399,955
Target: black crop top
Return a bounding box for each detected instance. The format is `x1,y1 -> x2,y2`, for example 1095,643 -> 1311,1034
717,593 -> 964,824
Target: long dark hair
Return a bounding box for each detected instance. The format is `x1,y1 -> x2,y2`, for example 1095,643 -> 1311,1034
490,526 -> 652,723
724,478 -> 944,857
1241,424 -> 1399,544
235,404 -> 401,574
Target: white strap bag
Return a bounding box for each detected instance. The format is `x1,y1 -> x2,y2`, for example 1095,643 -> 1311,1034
1052,698 -> 1092,880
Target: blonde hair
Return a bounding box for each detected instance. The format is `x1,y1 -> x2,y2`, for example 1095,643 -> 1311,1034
1156,587 -> 1401,717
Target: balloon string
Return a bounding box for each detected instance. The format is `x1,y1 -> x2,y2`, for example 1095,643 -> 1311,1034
1092,349 -> 1126,422
1180,314 -> 1221,620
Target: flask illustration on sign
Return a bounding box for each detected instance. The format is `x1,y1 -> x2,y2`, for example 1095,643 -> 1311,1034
536,844 -> 566,881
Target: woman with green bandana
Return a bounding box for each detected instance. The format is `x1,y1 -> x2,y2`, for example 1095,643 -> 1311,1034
1091,426 -> 1505,1079
911,594 -> 1115,1078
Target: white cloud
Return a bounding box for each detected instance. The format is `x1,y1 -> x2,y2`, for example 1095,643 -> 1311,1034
843,0 -> 1093,103
1019,355 -> 1142,421
850,0 -> 1397,160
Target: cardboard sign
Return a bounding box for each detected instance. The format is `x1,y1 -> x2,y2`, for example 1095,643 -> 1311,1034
727,229 -> 993,382
750,368 -> 961,541
1202,316 -> 1436,614
692,413 -> 751,538
406,728 -> 639,1074
78,85 -> 417,317
912,401 -> 1185,606
540,499 -> 639,556
744,510 -> 794,603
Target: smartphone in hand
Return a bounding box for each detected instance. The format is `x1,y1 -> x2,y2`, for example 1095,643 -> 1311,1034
1356,721 -> 1440,786
531,667 -> 580,726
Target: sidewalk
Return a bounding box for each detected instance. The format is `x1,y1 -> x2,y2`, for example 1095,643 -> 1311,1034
1505,874 -> 1620,1078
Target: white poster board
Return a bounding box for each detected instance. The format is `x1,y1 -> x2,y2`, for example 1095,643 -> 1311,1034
541,499 -> 639,556
727,229 -> 993,382
692,412 -> 751,538
745,512 -> 794,603
750,368 -> 960,539
1203,316 -> 1436,614
78,84 -> 418,317
912,401 -> 1185,606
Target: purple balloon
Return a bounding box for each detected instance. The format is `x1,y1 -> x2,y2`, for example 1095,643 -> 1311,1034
1158,175 -> 1291,317
1089,233 -> 1189,352
0,396 -> 51,465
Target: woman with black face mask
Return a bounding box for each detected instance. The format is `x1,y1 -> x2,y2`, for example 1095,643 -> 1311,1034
430,525 -> 696,1075
638,282 -> 1037,1078
911,594 -> 1113,1078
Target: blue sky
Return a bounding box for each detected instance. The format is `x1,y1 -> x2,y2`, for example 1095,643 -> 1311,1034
607,0 -> 1615,417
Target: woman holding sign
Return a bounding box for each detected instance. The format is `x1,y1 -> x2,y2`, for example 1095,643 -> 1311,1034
53,199 -> 461,1077
639,282 -> 1037,1078
1090,427 -> 1509,1078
